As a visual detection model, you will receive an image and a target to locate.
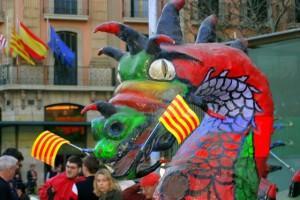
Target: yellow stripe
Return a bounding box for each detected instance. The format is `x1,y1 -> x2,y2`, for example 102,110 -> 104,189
31,130 -> 50,157
167,105 -> 192,136
159,117 -> 182,144
163,111 -> 186,140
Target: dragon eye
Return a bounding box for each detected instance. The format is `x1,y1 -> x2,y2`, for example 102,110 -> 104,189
148,59 -> 176,81
104,121 -> 124,139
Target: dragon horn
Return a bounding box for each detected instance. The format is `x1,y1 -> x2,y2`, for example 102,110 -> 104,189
146,34 -> 175,55
98,47 -> 125,61
81,101 -> 117,118
196,14 -> 218,43
230,38 -> 248,54
94,21 -> 148,55
156,0 -> 185,44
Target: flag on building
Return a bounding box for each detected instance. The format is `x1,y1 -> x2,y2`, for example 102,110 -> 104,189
31,130 -> 70,167
0,34 -> 7,50
159,95 -> 200,144
19,22 -> 48,61
7,31 -> 35,65
48,25 -> 75,67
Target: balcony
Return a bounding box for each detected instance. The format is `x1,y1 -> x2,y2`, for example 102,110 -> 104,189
123,0 -> 148,23
0,64 -> 115,91
43,0 -> 89,21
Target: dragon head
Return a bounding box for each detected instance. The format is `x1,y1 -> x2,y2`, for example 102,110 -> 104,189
87,0 -> 274,184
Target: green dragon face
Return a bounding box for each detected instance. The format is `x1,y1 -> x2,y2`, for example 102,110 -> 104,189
90,106 -> 147,160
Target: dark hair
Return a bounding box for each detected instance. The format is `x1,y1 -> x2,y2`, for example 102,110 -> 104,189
82,155 -> 100,174
16,182 -> 26,193
67,155 -> 82,167
2,148 -> 24,161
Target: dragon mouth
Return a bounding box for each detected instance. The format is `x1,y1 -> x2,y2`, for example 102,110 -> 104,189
110,80 -> 187,113
111,122 -> 159,178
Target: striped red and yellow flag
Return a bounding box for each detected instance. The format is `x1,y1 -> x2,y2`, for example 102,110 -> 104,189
19,22 -> 48,61
159,95 -> 200,144
7,30 -> 35,65
31,131 -> 70,167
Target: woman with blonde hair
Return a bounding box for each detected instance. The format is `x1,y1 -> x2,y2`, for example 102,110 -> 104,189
93,168 -> 122,200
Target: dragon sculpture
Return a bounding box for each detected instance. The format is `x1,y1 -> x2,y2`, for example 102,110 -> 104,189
80,0 -> 287,199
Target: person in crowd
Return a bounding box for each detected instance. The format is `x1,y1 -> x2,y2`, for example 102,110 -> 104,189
2,147 -> 25,200
93,168 -> 122,200
73,155 -> 101,200
122,172 -> 160,200
38,155 -> 85,200
46,164 -> 62,180
16,182 -> 30,200
26,163 -> 38,194
0,155 -> 19,200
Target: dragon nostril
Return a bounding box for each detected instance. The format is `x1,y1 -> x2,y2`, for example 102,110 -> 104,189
111,123 -> 123,133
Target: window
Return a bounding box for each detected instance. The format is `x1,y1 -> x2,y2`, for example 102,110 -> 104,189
54,31 -> 77,85
130,0 -> 148,18
296,0 -> 300,22
54,0 -> 77,15
45,104 -> 85,142
246,0 -> 267,22
193,0 -> 219,21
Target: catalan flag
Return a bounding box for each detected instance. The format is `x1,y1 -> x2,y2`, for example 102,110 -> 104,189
159,95 -> 200,144
19,22 -> 48,61
31,130 -> 70,167
7,30 -> 35,65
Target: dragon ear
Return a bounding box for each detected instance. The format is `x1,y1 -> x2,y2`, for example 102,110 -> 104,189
146,35 -> 175,55
98,47 -> 125,61
156,0 -> 185,44
81,101 -> 117,118
94,21 -> 148,55
196,14 -> 218,43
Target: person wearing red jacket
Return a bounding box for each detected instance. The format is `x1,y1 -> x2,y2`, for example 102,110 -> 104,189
38,156 -> 85,200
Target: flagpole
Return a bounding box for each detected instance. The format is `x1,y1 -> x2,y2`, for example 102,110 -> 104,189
68,143 -> 90,156
46,17 -> 50,84
6,15 -> 9,65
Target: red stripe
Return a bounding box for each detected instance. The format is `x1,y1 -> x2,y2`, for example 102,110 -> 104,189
170,103 -> 193,133
20,22 -> 48,47
165,107 -> 189,138
162,115 -> 184,142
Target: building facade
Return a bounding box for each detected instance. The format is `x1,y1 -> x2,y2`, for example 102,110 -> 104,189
0,0 -> 124,186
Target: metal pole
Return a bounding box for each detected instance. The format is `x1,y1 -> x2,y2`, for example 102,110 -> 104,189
270,151 -> 295,173
148,0 -> 160,164
68,143 -> 89,156
148,0 -> 158,36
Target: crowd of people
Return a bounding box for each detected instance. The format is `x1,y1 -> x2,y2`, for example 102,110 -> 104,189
0,147 -> 161,200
